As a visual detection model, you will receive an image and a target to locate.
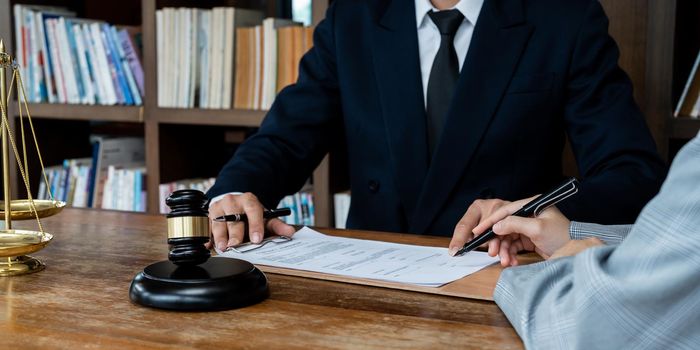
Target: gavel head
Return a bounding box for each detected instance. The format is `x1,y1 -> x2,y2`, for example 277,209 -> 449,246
166,189 -> 211,266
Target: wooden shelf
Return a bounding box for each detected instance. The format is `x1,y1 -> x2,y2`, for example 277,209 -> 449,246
13,103 -> 143,123
152,107 -> 266,127
669,117 -> 700,139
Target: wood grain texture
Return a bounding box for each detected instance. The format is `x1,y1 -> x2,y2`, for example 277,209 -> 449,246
12,103 -> 143,122
600,0 -> 649,110
1,209 -> 524,349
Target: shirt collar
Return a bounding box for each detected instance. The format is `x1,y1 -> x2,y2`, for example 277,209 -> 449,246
415,0 -> 484,29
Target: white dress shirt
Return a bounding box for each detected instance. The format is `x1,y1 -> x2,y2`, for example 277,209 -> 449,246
415,0 -> 484,107
211,1 -> 485,207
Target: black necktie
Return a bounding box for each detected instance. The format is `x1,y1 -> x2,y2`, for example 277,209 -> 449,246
426,10 -> 464,156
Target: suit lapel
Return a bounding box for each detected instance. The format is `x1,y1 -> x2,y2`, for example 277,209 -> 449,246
371,0 -> 429,217
410,0 -> 534,233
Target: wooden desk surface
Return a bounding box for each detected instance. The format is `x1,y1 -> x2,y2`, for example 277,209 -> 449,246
1,209 -> 523,349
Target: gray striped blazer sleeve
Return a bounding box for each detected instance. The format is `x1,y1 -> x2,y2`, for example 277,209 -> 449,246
493,133 -> 700,350
569,221 -> 632,244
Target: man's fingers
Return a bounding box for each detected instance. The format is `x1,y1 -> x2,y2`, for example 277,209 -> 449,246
209,204 -> 230,251
488,237 -> 500,257
509,253 -> 519,267
219,196 -> 245,249
472,196 -> 537,234
510,238 -> 524,253
211,220 -> 229,251
472,202 -> 519,235
449,203 -> 483,254
499,238 -> 512,267
492,216 -> 543,241
508,240 -> 522,256
241,193 -> 265,243
266,218 -> 296,237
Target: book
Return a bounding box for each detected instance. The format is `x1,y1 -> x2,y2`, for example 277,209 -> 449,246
234,27 -> 254,109
12,5 -> 139,106
101,23 -> 134,105
197,10 -> 211,108
61,18 -> 85,103
261,18 -> 299,110
90,137 -> 145,209
277,26 -> 314,93
109,25 -> 142,105
155,7 -> 318,111
278,189 -> 314,225
118,28 -> 144,96
98,165 -> 146,212
225,8 -> 265,109
14,5 -> 75,101
45,19 -> 67,103
36,158 -> 91,206
72,22 -> 96,105
156,10 -> 165,106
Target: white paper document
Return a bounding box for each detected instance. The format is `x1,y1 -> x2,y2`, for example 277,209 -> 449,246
217,227 -> 499,287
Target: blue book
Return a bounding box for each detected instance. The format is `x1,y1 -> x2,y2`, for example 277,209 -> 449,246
57,159 -> 70,201
109,26 -> 142,105
64,19 -> 86,103
24,10 -> 35,101
98,25 -> 125,104
42,14 -> 63,102
133,169 -> 141,211
86,140 -> 100,208
101,23 -> 133,105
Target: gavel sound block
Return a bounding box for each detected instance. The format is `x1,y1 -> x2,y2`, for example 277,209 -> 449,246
129,190 -> 269,311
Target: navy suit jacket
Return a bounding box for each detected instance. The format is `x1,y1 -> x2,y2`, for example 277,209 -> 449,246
208,0 -> 666,236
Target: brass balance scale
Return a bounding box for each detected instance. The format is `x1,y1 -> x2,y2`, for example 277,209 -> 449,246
0,39 -> 65,276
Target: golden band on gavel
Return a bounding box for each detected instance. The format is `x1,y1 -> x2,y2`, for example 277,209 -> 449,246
167,216 -> 210,239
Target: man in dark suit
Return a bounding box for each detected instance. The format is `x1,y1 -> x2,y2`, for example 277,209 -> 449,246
206,0 -> 665,251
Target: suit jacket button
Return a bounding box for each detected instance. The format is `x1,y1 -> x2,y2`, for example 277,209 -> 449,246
479,188 -> 495,199
368,180 -> 380,193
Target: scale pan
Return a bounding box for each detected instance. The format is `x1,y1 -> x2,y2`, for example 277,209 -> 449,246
0,229 -> 53,257
0,199 -> 66,220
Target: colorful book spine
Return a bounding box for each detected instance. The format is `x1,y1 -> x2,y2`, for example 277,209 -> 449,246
118,29 -> 145,97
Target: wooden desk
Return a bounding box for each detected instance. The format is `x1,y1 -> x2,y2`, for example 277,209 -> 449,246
0,209 -> 524,349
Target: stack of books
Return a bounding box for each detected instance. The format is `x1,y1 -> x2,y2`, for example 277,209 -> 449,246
13,5 -> 144,105
39,158 -> 92,208
234,19 -> 313,110
675,50 -> 700,118
159,178 -> 216,214
100,166 -> 147,212
36,137 -> 147,212
278,190 -> 314,226
155,7 -> 313,110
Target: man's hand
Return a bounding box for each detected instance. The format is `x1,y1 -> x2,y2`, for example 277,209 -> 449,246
549,237 -> 604,260
449,196 -> 572,267
449,199 -> 511,256
489,204 -> 571,266
207,193 -> 296,251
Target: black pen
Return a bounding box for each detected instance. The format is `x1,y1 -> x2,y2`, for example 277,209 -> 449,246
454,178 -> 580,257
213,208 -> 292,222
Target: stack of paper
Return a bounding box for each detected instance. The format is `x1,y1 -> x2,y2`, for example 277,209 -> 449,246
217,227 -> 499,287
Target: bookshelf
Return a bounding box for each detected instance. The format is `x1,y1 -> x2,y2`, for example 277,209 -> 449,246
0,0 -> 697,227
0,0 -> 332,225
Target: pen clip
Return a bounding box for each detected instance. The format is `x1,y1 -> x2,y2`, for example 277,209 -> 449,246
225,236 -> 292,253
533,180 -> 579,217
